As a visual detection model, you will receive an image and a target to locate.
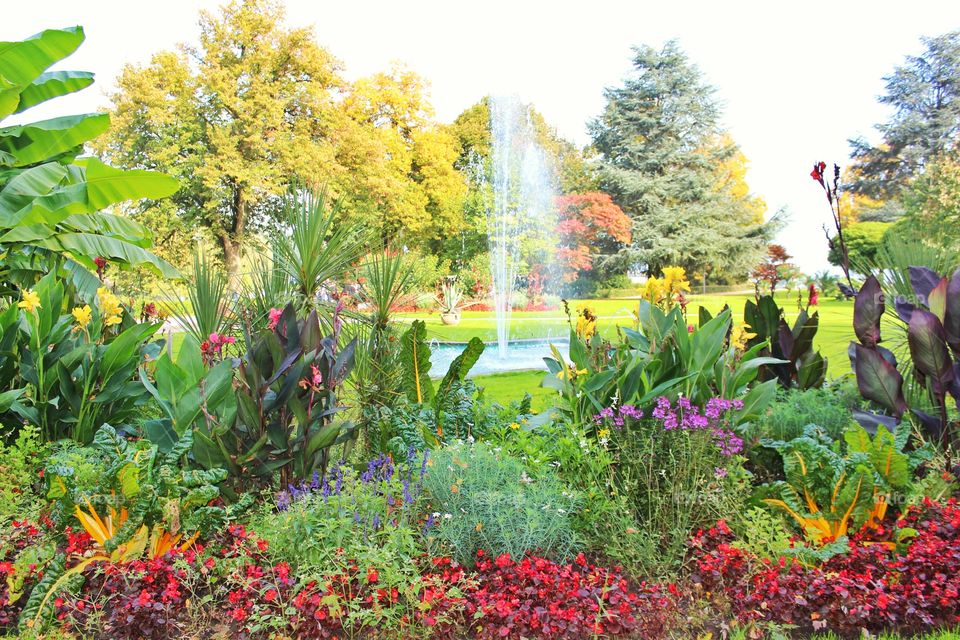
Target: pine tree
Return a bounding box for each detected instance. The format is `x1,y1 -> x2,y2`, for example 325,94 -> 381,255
589,41 -> 772,281
849,30 -> 960,200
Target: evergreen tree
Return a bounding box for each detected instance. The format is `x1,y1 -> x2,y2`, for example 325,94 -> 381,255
589,41 -> 772,281
849,30 -> 960,200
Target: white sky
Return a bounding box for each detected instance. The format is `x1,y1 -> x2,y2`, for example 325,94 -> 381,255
8,1 -> 960,272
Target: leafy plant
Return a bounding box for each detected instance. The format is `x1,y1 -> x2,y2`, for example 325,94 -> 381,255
44,424 -> 233,544
759,423 -> 919,545
544,301 -> 780,433
849,268 -> 960,450
396,319 -> 485,445
741,293 -> 827,390
163,250 -> 235,347
194,303 -> 357,487
13,273 -> 162,443
0,26 -> 178,299
435,279 -> 463,314
273,186 -> 367,309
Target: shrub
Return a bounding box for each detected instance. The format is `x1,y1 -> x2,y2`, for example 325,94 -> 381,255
422,443 -> 580,565
0,426 -> 46,525
690,499 -> 960,637
465,551 -> 674,639
751,383 -> 858,443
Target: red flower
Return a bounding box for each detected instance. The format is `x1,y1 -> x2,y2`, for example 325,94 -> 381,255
810,160 -> 826,185
367,567 -> 379,583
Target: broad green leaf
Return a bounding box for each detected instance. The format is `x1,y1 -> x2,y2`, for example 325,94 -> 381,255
47,232 -> 178,277
400,320 -> 434,404
75,156 -> 179,209
435,337 -> 484,406
0,26 -> 85,119
0,113 -> 109,167
14,70 -> 94,114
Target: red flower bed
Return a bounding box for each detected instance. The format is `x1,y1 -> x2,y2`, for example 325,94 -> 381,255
0,520 -> 49,627
689,500 -> 960,637
464,551 -> 674,639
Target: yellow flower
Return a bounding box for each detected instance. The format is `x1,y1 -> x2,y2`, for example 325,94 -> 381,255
730,323 -> 757,351
557,365 -> 588,380
662,266 -> 691,299
18,290 -> 41,313
598,428 -> 610,439
72,305 -> 92,329
97,287 -> 123,326
575,305 -> 597,341
641,276 -> 665,304
510,422 -> 520,430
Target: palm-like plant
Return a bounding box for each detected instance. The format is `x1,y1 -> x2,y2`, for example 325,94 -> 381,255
273,186 -> 367,309
164,250 -> 235,345
240,240 -> 293,329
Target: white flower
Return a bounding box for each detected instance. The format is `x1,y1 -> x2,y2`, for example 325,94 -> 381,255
557,508 -> 566,514
519,471 -> 533,485
443,513 -> 452,520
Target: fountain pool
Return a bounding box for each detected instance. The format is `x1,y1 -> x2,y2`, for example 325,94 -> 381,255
429,339 -> 569,378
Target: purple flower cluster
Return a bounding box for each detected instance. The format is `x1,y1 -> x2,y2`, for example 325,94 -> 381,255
593,404 -> 643,428
651,396 -> 745,456
276,446 -> 430,536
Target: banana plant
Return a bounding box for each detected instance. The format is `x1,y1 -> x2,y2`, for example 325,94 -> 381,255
0,26 -> 178,298
849,268 -> 960,448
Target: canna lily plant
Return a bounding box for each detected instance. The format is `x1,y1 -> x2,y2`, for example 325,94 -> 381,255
849,268 -> 960,449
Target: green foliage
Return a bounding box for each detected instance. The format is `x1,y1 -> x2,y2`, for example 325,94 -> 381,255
422,442 -> 580,565
44,424 -> 237,544
400,319 -> 435,405
488,419 -> 656,577
273,186 -> 367,308
0,425 -> 46,524
829,221 -> 892,273
751,384 -> 858,443
0,26 -> 177,297
7,273 -> 162,443
163,250 -> 235,346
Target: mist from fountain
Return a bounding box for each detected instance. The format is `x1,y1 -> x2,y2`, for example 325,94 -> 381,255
487,96 -> 557,359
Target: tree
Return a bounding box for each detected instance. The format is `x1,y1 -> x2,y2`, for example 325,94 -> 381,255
555,192 -> 631,282
751,244 -> 792,296
849,30 -> 960,200
589,41 -> 773,280
899,154 -> 960,250
827,221 -> 892,271
100,0 -> 464,278
341,66 -> 467,248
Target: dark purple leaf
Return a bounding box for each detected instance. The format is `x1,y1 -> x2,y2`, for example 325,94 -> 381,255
944,267 -> 960,356
894,297 -> 916,323
908,309 -> 954,397
851,409 -> 900,435
854,344 -> 907,418
909,266 -> 942,303
854,276 -> 884,348
910,408 -> 946,444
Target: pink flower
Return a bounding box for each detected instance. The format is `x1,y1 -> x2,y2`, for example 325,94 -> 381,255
311,365 -> 322,386
268,308 -> 283,331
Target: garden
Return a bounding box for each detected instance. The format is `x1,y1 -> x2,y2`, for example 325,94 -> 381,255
2,6 -> 960,640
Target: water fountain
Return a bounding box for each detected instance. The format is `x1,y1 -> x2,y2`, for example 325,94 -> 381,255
486,95 -> 557,359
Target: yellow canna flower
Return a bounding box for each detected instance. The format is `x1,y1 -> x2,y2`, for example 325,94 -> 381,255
18,290 -> 41,313
662,266 -> 691,296
72,305 -> 93,329
730,323 -> 758,351
97,287 -> 123,326
641,276 -> 664,304
575,305 -> 597,341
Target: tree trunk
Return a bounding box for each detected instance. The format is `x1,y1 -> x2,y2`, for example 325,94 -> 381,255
219,183 -> 247,283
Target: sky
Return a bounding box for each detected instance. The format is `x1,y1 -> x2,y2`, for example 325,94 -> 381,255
7,1 -> 960,273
